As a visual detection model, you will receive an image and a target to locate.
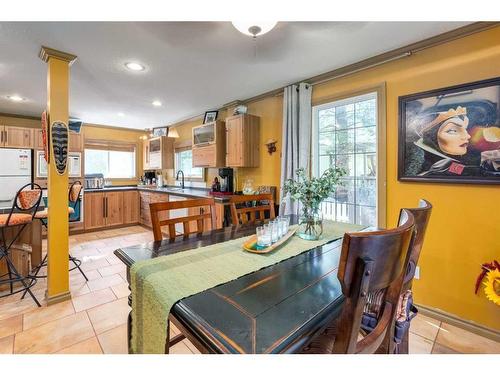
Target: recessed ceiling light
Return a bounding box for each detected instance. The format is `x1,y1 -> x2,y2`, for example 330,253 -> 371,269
118,112 -> 125,117
152,100 -> 162,107
6,95 -> 25,102
124,62 -> 145,71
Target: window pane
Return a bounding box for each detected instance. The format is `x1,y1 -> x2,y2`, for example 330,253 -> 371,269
355,126 -> 376,153
335,129 -> 354,154
85,149 -> 109,176
318,155 -> 333,176
356,178 -> 376,207
108,151 -> 135,178
335,104 -> 355,129
176,150 -> 203,179
355,153 -> 376,177
318,108 -> 336,133
318,133 -> 335,155
336,178 -> 354,204
354,99 -> 376,128
356,205 -> 376,226
335,154 -> 355,177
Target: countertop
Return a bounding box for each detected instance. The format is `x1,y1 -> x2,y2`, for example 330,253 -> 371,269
84,185 -> 232,203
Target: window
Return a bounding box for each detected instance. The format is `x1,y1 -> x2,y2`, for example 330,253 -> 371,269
175,148 -> 204,180
85,146 -> 136,179
312,92 -> 378,226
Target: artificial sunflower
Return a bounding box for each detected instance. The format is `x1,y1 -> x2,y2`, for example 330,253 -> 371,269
483,269 -> 500,306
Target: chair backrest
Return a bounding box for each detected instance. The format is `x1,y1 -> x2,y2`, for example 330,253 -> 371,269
149,197 -> 216,241
68,181 -> 83,222
4,183 -> 43,226
398,199 -> 432,290
333,210 -> 415,354
229,194 -> 275,225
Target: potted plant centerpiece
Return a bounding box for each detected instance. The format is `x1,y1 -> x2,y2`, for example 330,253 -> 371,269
283,167 -> 346,240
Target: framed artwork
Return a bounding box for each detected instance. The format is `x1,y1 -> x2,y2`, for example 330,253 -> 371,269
398,77 -> 500,184
203,110 -> 218,124
152,127 -> 168,137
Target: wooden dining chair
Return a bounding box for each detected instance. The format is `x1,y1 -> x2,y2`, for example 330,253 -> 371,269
229,194 -> 275,225
149,197 -> 216,241
300,210 -> 415,354
394,199 -> 432,354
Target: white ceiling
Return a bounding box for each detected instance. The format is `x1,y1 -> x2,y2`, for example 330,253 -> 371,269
0,22 -> 470,129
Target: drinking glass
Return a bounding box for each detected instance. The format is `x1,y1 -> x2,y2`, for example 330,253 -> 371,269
279,217 -> 288,236
256,226 -> 265,247
262,224 -> 272,247
270,221 -> 279,243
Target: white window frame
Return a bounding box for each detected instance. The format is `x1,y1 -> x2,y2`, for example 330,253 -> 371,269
311,85 -> 386,228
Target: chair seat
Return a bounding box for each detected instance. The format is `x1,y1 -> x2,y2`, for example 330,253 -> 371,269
34,207 -> 74,219
0,213 -> 33,227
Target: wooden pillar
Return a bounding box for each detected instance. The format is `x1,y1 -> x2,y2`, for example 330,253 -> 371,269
39,46 -> 77,305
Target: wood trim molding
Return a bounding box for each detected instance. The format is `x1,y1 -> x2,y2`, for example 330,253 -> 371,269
45,290 -> 72,306
415,303 -> 500,343
39,46 -> 77,65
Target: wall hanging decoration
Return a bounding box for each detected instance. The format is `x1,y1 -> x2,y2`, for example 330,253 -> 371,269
475,260 -> 500,307
203,110 -> 218,124
152,126 -> 168,137
51,121 -> 68,175
41,111 -> 49,162
398,77 -> 500,184
265,138 -> 277,155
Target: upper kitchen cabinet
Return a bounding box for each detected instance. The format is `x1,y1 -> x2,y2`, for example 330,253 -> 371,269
192,120 -> 226,168
225,114 -> 260,167
0,126 -> 34,148
143,136 -> 174,170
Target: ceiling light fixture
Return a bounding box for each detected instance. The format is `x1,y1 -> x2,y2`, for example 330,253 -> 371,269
6,95 -> 25,102
118,112 -> 125,117
124,62 -> 145,72
232,21 -> 277,38
152,100 -> 162,107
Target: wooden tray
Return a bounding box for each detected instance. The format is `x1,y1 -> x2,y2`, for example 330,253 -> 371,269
242,228 -> 297,254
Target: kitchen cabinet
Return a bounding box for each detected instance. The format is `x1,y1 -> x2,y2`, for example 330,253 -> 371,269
143,136 -> 174,171
0,126 -> 33,148
191,120 -> 226,168
104,191 -> 123,227
139,191 -> 169,227
84,192 -> 106,230
123,190 -> 140,224
84,190 -> 135,230
225,114 -> 260,167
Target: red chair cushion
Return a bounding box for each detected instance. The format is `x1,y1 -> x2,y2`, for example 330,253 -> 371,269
0,213 -> 33,227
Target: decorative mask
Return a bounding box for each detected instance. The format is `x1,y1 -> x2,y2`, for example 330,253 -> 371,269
51,121 -> 68,175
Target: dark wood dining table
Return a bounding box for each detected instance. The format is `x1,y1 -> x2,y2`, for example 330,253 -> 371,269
114,218 -> 366,354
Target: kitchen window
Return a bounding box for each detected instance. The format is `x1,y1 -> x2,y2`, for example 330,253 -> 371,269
312,91 -> 385,227
175,148 -> 204,180
84,139 -> 137,179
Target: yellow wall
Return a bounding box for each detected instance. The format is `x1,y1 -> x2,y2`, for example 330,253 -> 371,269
169,26 -> 500,330
311,26 -> 500,330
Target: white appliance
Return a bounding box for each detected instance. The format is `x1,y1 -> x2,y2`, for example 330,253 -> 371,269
0,148 -> 32,209
36,150 -> 82,178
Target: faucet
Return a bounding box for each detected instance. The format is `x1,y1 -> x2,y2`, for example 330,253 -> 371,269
176,170 -> 185,189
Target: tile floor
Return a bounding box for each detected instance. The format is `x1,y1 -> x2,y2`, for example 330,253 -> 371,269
1,225 -> 499,354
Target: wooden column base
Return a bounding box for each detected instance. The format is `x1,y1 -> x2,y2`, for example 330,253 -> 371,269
45,290 -> 71,305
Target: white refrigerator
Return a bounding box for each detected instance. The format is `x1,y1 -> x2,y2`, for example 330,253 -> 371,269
0,148 -> 32,209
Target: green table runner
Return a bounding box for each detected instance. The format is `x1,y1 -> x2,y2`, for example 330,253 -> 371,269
130,221 -> 363,354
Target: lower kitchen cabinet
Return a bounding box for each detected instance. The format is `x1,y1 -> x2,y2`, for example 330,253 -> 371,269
84,192 -> 106,230
123,190 -> 140,224
84,190 -> 138,230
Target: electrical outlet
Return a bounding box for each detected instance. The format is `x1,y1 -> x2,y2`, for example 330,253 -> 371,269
414,266 -> 420,280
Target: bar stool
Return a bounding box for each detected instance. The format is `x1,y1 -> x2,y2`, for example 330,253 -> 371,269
26,181 -> 88,289
0,183 -> 42,307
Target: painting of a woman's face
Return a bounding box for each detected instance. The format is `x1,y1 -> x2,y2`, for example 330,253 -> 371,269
437,120 -> 471,155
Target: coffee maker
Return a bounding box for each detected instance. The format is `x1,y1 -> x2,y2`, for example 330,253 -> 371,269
218,168 -> 234,193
